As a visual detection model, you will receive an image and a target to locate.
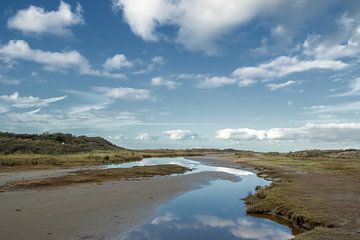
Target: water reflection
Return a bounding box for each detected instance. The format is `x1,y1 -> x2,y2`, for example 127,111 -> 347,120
108,158 -> 293,240
104,157 -> 253,177
125,179 -> 293,240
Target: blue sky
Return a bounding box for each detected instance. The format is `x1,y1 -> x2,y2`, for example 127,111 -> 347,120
0,0 -> 360,151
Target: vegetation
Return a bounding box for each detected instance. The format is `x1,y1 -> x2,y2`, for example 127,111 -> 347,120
0,164 -> 189,192
0,132 -> 207,170
0,132 -> 121,154
232,149 -> 360,240
0,151 -> 142,169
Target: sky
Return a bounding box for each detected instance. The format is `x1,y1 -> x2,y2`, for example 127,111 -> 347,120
0,0 -> 360,151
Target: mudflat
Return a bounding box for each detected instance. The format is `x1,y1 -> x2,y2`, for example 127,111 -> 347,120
0,168 -> 234,240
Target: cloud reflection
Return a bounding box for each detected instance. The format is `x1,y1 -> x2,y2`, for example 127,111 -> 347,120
196,215 -> 293,240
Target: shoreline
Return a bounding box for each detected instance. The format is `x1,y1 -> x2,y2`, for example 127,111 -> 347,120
197,153 -> 360,240
0,164 -> 236,240
2,153 -> 358,239
187,155 -> 304,235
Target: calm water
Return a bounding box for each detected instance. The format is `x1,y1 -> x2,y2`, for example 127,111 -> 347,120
105,157 -> 293,240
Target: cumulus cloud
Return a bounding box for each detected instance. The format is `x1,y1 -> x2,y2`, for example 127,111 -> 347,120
162,129 -> 198,140
0,92 -> 67,108
266,80 -> 296,91
232,56 -> 347,84
135,132 -> 158,141
216,128 -> 267,141
151,77 -> 178,89
103,54 -> 133,71
198,76 -> 237,88
93,87 -> 153,101
113,0 -> 285,54
0,40 -> 125,79
216,123 -> 360,142
135,56 -> 166,74
7,1 -> 83,36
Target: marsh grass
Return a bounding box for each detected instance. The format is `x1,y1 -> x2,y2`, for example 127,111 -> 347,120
234,149 -> 360,240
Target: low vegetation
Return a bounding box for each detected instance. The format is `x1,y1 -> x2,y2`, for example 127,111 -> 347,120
232,149 -> 360,240
0,164 -> 189,192
0,132 -> 206,171
0,132 -> 121,154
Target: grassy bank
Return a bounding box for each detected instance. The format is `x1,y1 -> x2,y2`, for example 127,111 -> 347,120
0,164 -> 189,192
0,132 -> 208,171
231,150 -> 360,240
0,149 -> 204,171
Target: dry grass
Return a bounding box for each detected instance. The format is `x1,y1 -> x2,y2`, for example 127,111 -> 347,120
232,150 -> 360,240
0,149 -> 204,172
0,164 -> 189,192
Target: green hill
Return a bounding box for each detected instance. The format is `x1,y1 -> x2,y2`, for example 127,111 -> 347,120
0,132 -> 122,154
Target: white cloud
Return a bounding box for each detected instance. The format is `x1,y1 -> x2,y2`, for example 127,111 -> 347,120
113,0 -> 285,54
112,0 -> 175,41
151,77 -> 178,89
335,77 -> 360,96
304,101 -> 360,114
303,14 -> 360,60
198,76 -> 236,88
0,92 -> 67,108
195,215 -> 292,240
196,215 -> 235,228
1,108 -> 139,132
238,78 -> 256,87
162,129 -> 198,140
216,123 -> 360,142
7,1 -> 83,36
103,54 -> 133,71
108,134 -> 128,141
133,56 -> 166,74
151,213 -> 177,225
215,128 -> 267,141
135,132 -> 158,141
266,80 -> 296,91
0,40 -> 125,79
232,56 -> 347,84
149,56 -> 166,65
67,103 -> 110,115
93,87 -> 153,101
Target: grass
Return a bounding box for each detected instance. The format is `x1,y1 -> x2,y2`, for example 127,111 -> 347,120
0,150 -> 142,170
231,150 -> 360,240
0,149 -> 205,172
0,164 -> 189,192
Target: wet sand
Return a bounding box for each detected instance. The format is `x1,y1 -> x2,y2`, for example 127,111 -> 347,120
0,166 -> 235,240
